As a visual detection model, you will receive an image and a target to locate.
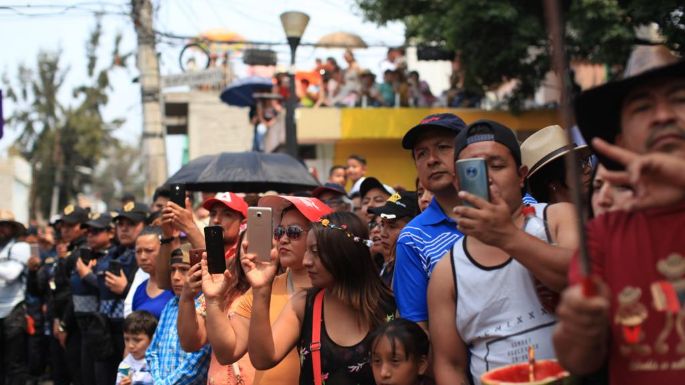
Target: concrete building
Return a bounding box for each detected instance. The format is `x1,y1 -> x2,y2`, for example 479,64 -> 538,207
0,155 -> 32,224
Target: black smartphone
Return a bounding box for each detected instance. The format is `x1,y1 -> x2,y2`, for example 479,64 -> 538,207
79,247 -> 93,264
456,158 -> 490,207
108,259 -> 122,275
170,183 -> 186,208
204,225 -> 226,274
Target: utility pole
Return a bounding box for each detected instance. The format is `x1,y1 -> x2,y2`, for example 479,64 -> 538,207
131,0 -> 167,199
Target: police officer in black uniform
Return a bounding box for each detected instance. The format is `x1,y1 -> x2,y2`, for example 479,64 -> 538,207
30,205 -> 88,385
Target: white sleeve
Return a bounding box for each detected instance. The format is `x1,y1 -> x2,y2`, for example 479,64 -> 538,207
0,242 -> 30,281
124,269 -> 149,317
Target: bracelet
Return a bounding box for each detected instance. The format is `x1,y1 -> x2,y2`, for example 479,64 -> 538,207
159,236 -> 176,245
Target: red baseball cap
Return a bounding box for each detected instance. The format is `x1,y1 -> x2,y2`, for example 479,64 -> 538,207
258,195 -> 333,223
202,192 -> 248,218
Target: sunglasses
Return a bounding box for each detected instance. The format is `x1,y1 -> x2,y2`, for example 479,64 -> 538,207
368,220 -> 381,231
273,225 -> 306,240
87,227 -> 108,235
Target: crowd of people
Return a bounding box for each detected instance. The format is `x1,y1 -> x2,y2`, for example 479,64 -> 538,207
0,44 -> 684,385
270,47 -> 475,109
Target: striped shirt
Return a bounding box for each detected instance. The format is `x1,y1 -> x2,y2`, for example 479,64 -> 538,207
393,198 -> 463,322
146,297 -> 210,385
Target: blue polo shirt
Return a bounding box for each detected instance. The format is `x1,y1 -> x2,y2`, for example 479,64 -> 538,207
393,198 -> 463,323
392,193 -> 540,322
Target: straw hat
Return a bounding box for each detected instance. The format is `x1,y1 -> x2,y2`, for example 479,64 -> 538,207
521,125 -> 591,179
0,209 -> 27,235
575,45 -> 684,169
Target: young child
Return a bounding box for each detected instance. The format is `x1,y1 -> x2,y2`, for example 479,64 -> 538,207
116,311 -> 158,385
370,318 -> 430,385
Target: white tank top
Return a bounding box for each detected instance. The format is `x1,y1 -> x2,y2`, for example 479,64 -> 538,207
450,203 -> 557,385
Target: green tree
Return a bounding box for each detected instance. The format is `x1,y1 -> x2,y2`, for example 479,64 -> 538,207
356,0 -> 684,108
3,18 -> 132,219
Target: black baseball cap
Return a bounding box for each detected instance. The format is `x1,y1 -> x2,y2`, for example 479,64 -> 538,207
81,212 -> 114,230
368,191 -> 418,219
59,205 -> 90,225
114,202 -> 149,224
402,113 -> 467,150
454,120 -> 522,166
312,183 -> 347,199
360,177 -> 395,200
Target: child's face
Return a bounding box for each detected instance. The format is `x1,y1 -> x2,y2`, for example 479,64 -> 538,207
170,263 -> 191,296
124,332 -> 151,361
371,336 -> 428,385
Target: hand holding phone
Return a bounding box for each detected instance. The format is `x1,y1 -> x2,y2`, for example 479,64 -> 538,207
204,226 -> 226,274
456,158 -> 490,207
107,259 -> 122,276
247,207 -> 273,262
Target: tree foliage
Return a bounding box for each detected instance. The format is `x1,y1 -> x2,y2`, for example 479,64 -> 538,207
356,0 -> 685,108
3,18 -> 137,219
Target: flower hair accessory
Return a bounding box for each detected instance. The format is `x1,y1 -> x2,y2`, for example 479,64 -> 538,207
318,219 -> 373,248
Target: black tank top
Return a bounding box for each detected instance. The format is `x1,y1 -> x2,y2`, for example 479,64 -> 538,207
298,289 -> 395,385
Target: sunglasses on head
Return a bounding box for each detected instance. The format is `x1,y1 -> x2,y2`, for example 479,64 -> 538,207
273,225 -> 306,240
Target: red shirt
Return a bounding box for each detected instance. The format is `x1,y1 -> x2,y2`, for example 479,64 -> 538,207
569,204 -> 685,385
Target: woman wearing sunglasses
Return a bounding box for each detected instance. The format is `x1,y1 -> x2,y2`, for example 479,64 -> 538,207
201,196 -> 332,385
242,211 -> 395,385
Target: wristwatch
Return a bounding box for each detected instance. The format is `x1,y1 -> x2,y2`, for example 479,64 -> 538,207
159,235 -> 176,245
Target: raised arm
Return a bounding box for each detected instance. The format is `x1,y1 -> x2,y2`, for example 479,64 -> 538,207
240,246 -> 301,370
178,263 -> 206,352
428,256 -> 470,385
455,188 -> 576,292
247,287 -> 304,370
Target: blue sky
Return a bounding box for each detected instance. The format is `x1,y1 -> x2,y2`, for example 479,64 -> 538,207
0,0 -> 404,174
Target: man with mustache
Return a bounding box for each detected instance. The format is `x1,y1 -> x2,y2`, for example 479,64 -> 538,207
553,45 -> 685,385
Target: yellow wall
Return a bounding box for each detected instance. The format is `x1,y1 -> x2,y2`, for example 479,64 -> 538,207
298,107 -> 561,191
334,139 -> 418,191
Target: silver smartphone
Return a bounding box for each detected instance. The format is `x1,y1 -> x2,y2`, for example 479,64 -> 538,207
456,158 -> 490,207
247,207 -> 273,262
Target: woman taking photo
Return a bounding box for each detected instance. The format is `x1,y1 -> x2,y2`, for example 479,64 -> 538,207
242,212 -> 395,385
201,196 -> 332,385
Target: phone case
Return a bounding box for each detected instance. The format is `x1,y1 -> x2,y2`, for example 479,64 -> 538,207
247,207 -> 273,262
108,260 -> 122,275
189,248 -> 205,267
204,226 -> 226,274
170,183 -> 186,207
79,247 -> 93,264
456,158 -> 490,207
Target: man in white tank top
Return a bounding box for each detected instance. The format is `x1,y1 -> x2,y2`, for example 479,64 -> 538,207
427,120 -> 579,385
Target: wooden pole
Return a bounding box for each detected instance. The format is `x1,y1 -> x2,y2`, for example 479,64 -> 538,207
542,0 -> 592,279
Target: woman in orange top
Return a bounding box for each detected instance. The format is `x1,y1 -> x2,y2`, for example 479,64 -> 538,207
201,196 -> 332,385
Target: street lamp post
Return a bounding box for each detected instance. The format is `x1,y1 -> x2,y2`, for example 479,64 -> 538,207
280,11 -> 309,158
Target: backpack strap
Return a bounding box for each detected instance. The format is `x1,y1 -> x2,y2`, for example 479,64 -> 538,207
311,290 -> 325,385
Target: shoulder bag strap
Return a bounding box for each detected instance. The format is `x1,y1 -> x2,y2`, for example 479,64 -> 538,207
311,290 -> 325,385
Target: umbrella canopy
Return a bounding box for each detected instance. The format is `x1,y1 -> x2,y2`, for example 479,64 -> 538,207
316,32 -> 367,49
185,152 -> 320,193
220,76 -> 273,107
164,154 -> 216,186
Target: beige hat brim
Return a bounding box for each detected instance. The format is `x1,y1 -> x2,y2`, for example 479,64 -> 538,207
526,145 -> 592,179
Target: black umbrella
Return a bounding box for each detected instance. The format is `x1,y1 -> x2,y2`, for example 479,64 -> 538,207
164,154 -> 216,186
185,152 -> 320,193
